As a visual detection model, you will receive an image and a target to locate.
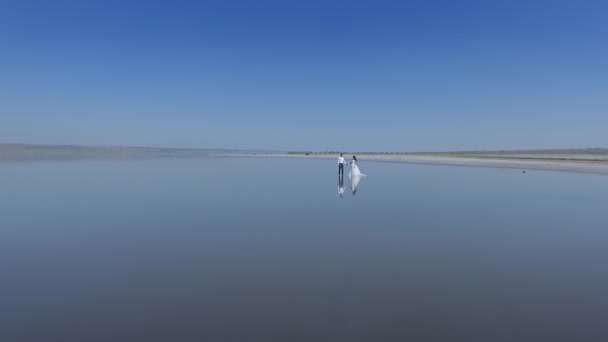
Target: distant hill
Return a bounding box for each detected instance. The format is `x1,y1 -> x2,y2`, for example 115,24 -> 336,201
0,143 -> 278,160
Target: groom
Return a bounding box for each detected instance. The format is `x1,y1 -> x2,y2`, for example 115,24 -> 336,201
338,153 -> 346,176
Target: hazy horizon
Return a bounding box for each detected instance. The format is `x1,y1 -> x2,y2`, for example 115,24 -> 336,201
2,142 -> 608,154
2,0 -> 607,151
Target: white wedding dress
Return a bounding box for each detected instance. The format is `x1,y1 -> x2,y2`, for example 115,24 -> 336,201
349,161 -> 366,178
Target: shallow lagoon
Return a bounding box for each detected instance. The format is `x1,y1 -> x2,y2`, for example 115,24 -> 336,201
2,157 -> 607,341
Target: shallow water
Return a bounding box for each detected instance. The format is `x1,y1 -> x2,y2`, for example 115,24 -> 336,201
1,157 -> 607,341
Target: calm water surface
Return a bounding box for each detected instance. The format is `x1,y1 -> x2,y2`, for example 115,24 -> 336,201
1,157 -> 607,341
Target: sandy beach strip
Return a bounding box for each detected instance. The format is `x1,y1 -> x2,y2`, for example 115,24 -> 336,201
242,154 -> 608,175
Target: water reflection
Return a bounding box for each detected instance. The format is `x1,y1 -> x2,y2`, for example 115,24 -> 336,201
350,173 -> 362,196
3,158 -> 608,341
338,172 -> 364,197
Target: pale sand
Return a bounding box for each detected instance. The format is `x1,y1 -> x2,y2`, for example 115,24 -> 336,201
243,154 -> 608,175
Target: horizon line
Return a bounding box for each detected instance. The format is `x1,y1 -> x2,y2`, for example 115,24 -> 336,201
2,142 -> 607,154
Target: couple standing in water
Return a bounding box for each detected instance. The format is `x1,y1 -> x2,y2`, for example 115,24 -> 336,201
338,153 -> 365,197
338,153 -> 363,177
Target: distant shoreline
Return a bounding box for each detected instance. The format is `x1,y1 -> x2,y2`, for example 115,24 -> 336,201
246,153 -> 608,175
2,143 -> 608,175
0,143 -> 275,161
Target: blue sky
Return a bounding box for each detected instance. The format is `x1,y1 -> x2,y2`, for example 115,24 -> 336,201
1,0 -> 607,151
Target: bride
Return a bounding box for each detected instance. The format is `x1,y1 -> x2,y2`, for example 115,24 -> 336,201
349,155 -> 366,195
349,155 -> 366,178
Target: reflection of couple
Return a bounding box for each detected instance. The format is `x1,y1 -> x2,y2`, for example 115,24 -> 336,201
338,153 -> 365,197
338,176 -> 345,198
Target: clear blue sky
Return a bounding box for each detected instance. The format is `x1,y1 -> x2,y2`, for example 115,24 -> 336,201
1,0 -> 607,151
